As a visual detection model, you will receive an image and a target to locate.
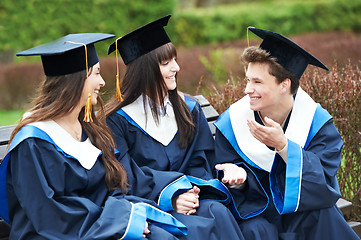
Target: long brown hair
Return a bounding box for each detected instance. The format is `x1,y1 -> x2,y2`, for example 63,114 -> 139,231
9,68 -> 128,192
105,43 -> 195,148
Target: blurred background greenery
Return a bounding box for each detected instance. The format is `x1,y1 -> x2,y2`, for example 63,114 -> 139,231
0,0 -> 361,222
1,0 -> 360,112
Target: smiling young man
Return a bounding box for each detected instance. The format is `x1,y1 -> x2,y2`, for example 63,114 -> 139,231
214,27 -> 360,240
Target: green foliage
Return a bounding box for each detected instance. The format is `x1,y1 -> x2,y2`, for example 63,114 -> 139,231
199,48 -> 238,85
207,61 -> 361,221
171,0 -> 361,47
0,110 -> 24,126
1,0 -> 360,54
0,0 -> 177,54
302,62 -> 361,220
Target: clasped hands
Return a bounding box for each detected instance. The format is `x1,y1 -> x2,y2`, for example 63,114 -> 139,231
145,186 -> 201,236
172,186 -> 200,215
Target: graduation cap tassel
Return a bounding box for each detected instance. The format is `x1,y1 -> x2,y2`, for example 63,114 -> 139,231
246,26 -> 254,47
84,93 -> 93,122
243,26 -> 255,82
115,37 -> 123,101
64,41 -> 93,122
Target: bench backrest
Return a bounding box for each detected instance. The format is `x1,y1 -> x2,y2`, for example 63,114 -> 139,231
0,125 -> 16,160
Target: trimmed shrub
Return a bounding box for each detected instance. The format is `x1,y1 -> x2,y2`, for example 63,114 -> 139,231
0,0 -> 177,54
171,0 -> 361,47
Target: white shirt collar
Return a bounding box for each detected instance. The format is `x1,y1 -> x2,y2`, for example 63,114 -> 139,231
229,88 -> 317,172
29,120 -> 101,170
122,94 -> 178,146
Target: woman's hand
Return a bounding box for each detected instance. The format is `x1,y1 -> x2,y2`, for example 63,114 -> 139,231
215,163 -> 247,185
172,186 -> 200,215
143,221 -> 150,238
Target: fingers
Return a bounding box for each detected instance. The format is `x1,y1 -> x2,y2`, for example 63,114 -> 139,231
173,190 -> 199,215
215,164 -> 225,171
143,221 -> 150,237
216,163 -> 247,185
189,186 -> 200,195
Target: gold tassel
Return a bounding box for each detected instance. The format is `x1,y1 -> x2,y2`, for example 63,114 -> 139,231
243,26 -> 255,82
246,26 -> 256,47
115,74 -> 123,101
115,37 -> 123,101
64,40 -> 93,122
84,93 -> 93,122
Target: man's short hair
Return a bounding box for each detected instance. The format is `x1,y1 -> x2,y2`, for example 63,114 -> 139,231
241,46 -> 299,94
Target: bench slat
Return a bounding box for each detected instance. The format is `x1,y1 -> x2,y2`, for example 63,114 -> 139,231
0,125 -> 16,145
194,95 -> 210,107
202,105 -> 219,122
336,198 -> 353,218
0,220 -> 10,238
0,145 -> 8,160
208,120 -> 216,136
349,221 -> 361,237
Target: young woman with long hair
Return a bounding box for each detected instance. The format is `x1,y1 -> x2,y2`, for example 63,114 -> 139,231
0,33 -> 187,239
104,15 -> 244,240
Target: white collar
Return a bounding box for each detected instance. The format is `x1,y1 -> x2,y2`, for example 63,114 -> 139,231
29,120 -> 101,170
229,88 -> 317,172
122,94 -> 177,146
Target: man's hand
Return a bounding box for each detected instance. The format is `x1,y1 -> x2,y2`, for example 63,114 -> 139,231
247,116 -> 287,151
215,163 -> 247,185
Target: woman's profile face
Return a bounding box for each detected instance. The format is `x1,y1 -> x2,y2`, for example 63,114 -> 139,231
80,62 -> 105,106
159,57 -> 180,91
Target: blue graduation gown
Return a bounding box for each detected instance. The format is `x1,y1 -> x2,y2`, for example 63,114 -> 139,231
0,121 -> 187,240
106,95 -> 244,240
214,88 -> 360,239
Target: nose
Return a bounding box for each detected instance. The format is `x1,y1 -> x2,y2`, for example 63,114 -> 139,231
244,81 -> 253,95
99,75 -> 105,87
171,59 -> 180,72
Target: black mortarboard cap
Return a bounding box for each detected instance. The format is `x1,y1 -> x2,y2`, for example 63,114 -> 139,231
16,33 -> 115,76
248,27 -> 328,79
108,15 -> 171,65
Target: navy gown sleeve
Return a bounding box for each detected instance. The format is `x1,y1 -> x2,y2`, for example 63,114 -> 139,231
106,101 -> 224,212
106,113 -> 185,202
215,119 -> 343,218
6,138 -> 187,239
7,139 -> 135,239
214,128 -> 270,220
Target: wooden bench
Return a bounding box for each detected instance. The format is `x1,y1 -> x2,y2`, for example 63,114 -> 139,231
0,95 -> 360,239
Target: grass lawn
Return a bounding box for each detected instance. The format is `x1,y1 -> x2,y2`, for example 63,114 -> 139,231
0,110 -> 25,126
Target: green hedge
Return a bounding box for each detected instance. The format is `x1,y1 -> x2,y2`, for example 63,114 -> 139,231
0,0 -> 177,55
1,0 -> 360,55
170,0 -> 361,46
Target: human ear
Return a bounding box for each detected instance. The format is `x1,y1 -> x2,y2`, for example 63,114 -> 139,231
280,78 -> 291,94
